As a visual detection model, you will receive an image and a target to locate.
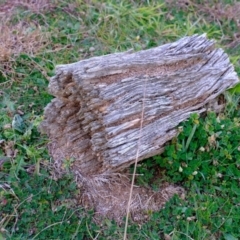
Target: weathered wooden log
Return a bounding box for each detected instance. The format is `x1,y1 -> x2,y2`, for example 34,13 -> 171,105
40,34 -> 238,176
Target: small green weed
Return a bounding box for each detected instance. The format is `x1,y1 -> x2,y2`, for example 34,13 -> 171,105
0,173 -> 91,239
154,111 -> 240,186
138,110 -> 240,239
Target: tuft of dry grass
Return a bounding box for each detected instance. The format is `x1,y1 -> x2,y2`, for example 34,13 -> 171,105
167,0 -> 240,23
0,1 -> 52,82
0,0 -> 54,15
0,0 -> 53,62
167,0 -> 240,48
0,19 -> 50,84
0,21 -> 49,63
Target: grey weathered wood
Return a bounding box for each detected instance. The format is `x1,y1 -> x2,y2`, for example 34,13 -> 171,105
40,34 -> 239,176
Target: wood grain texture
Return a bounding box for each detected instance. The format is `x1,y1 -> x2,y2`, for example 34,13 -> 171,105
40,34 -> 239,176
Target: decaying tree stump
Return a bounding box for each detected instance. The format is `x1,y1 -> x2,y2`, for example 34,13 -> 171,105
40,34 -> 238,177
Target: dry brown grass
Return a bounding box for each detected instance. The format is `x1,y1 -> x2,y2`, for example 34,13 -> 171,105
0,20 -> 50,84
0,0 -> 53,60
0,0 -> 52,82
0,21 -> 49,63
167,0 -> 240,23
0,0 -> 54,15
167,0 -> 240,48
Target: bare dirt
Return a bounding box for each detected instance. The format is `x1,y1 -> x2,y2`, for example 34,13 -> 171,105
77,172 -> 185,224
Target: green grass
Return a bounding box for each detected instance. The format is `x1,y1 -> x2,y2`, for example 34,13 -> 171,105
0,0 -> 240,239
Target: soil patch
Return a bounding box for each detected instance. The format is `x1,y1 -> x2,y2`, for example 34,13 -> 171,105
77,172 -> 185,224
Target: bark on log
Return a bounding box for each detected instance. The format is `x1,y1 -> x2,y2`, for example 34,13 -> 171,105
40,34 -> 239,176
